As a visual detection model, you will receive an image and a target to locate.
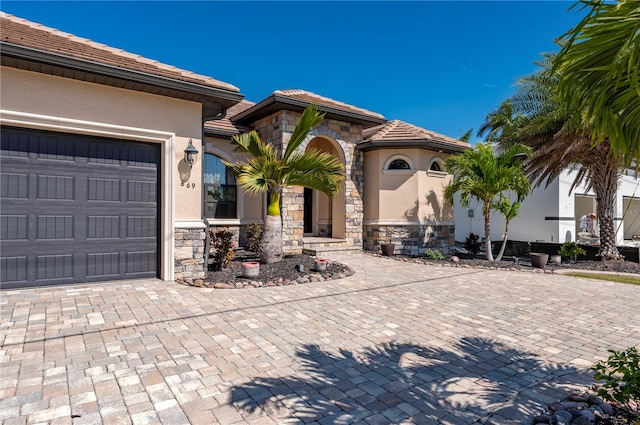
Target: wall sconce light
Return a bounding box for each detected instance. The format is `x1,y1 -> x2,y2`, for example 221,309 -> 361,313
184,139 -> 199,167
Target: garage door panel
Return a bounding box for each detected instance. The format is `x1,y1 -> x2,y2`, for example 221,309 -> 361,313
1,214 -> 28,240
1,172 -> 28,198
88,178 -> 121,201
1,127 -> 159,288
87,252 -> 120,278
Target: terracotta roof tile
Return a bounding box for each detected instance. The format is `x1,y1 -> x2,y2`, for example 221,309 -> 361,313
204,100 -> 255,136
274,89 -> 385,120
362,120 -> 470,150
0,12 -> 239,93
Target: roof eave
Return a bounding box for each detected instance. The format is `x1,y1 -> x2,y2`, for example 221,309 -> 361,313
356,139 -> 470,153
1,42 -> 244,117
233,93 -> 387,128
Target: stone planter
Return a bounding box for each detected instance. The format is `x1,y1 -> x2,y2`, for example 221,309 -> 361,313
314,259 -> 328,272
550,254 -> 562,265
530,253 -> 549,269
381,243 -> 395,257
242,262 -> 260,278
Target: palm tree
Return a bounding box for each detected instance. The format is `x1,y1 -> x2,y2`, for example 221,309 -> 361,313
225,105 -> 344,264
492,195 -> 521,261
444,143 -> 532,261
480,55 -> 625,260
553,0 -> 640,161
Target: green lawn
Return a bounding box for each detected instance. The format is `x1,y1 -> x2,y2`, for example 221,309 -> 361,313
565,272 -> 640,285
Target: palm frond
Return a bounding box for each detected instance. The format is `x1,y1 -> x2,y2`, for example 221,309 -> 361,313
283,105 -> 325,162
230,131 -> 278,161
284,150 -> 344,196
554,0 -> 640,160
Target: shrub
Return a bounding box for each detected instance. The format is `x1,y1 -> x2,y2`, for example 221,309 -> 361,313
425,248 -> 445,260
592,346 -> 640,409
559,241 -> 586,262
246,222 -> 263,254
464,233 -> 481,255
210,228 -> 235,270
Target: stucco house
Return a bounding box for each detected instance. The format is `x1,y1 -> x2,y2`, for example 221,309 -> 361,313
454,165 -> 640,248
0,13 -> 469,289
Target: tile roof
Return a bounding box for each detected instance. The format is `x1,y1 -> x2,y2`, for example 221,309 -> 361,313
0,12 -> 239,93
204,100 -> 255,137
361,120 -> 470,152
273,89 -> 385,120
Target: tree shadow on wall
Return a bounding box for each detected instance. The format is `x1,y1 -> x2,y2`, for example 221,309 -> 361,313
230,337 -> 592,424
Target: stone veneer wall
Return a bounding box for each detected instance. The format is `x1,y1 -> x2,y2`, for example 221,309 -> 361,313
252,110 -> 365,254
363,224 -> 455,256
174,227 -> 206,280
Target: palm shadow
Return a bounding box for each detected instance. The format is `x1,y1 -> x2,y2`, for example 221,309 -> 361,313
230,337 -> 592,424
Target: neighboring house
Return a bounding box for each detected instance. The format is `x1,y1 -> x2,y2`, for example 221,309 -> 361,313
453,168 -> 640,247
0,13 -> 469,289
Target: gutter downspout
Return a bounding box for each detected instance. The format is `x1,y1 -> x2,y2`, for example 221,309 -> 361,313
202,109 -> 228,267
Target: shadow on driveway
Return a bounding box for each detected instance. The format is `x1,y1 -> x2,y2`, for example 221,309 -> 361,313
231,337 -> 592,424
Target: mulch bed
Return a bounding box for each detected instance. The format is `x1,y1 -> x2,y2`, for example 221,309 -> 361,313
385,253 -> 640,275
193,251 -> 354,289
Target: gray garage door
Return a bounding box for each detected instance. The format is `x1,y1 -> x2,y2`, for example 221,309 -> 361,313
1,127 -> 160,288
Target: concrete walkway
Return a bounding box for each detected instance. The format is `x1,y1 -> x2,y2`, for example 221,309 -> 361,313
1,254 -> 639,425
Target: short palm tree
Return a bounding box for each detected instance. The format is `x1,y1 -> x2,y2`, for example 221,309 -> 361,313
225,105 -> 344,264
444,143 -> 532,261
492,195 -> 521,261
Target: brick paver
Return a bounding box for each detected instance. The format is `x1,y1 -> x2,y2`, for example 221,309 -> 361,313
1,254 -> 639,424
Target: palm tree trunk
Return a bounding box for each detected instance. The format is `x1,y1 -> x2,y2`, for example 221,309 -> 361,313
484,202 -> 494,261
590,145 -> 623,261
495,227 -> 508,261
260,191 -> 283,264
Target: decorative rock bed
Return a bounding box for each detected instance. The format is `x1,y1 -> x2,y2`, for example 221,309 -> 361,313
533,391 -> 614,424
176,255 -> 355,289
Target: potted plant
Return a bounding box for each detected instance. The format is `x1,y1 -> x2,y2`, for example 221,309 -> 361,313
559,241 -> 586,264
529,252 -> 549,269
242,261 -> 260,278
381,243 -> 395,256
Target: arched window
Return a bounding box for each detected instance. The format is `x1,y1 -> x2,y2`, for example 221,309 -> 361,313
204,154 -> 237,219
388,159 -> 411,170
428,157 -> 445,175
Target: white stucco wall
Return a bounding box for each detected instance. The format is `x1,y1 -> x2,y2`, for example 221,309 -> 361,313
453,168 -> 640,245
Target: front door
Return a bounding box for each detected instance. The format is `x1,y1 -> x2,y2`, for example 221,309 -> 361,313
304,187 -> 313,234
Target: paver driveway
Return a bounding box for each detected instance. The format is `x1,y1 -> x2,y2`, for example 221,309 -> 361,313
1,254 -> 639,425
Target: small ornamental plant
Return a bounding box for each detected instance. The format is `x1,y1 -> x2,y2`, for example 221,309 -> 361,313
592,347 -> 640,412
210,228 -> 236,270
559,241 -> 586,263
464,233 -> 481,256
246,222 -> 264,254
425,248 -> 445,261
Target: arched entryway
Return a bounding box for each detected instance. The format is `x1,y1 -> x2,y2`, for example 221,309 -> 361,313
304,136 -> 346,239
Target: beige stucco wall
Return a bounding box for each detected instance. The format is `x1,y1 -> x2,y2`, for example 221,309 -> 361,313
1,66 -> 211,280
363,149 -> 453,224
1,66 -> 203,221
203,136 -> 264,222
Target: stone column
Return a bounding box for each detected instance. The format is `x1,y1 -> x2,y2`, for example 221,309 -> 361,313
174,225 -> 206,281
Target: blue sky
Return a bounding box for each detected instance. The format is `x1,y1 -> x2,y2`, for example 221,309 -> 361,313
1,1 -> 583,142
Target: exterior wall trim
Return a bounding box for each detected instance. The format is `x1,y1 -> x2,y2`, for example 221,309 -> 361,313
1,109 -> 176,281
364,219 -> 456,226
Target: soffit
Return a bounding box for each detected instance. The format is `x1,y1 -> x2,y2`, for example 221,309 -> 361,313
359,120 -> 471,153
1,13 -> 243,117
233,89 -> 387,128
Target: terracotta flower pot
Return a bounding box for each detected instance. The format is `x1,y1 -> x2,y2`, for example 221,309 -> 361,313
314,259 -> 328,272
530,253 -> 549,269
242,262 -> 260,278
381,243 -> 395,257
